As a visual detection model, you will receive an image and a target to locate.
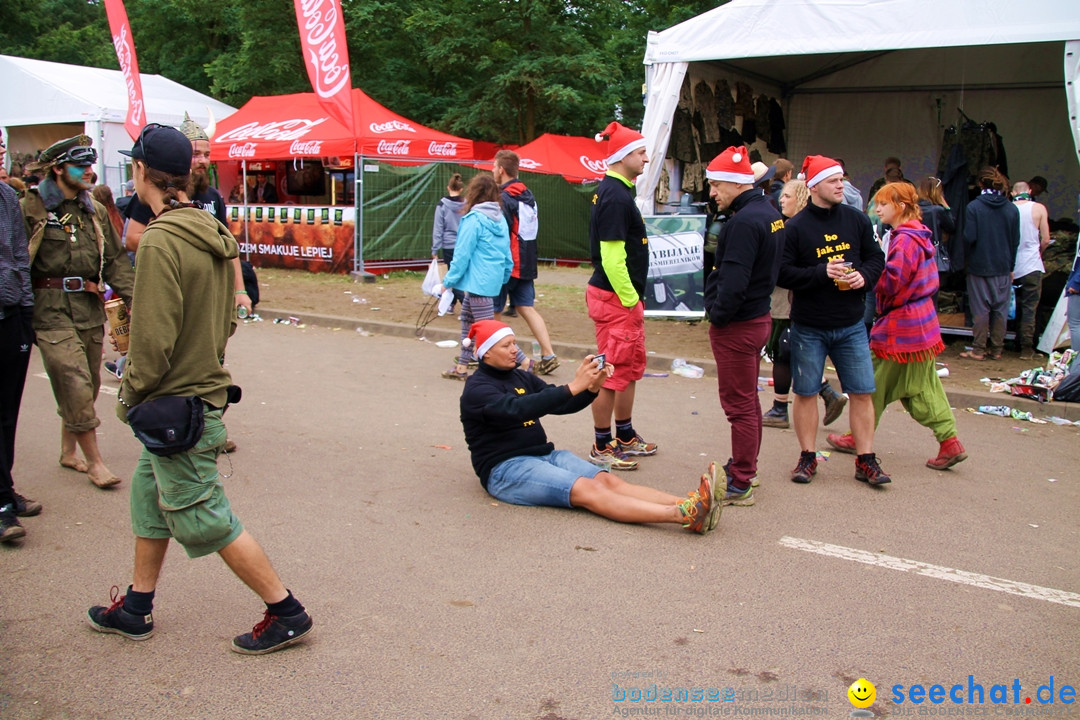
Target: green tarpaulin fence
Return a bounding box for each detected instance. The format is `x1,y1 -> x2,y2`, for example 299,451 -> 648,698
360,161 -> 595,261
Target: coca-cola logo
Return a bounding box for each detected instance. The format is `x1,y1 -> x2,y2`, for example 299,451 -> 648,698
216,119 -> 327,143
289,140 -> 323,155
519,158 -> 542,170
112,24 -> 143,125
427,142 -> 458,157
370,120 -> 416,134
228,143 -> 257,158
580,156 -> 607,175
377,140 -> 411,156
297,0 -> 350,99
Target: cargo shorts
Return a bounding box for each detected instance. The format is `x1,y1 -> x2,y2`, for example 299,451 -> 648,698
129,408 -> 244,558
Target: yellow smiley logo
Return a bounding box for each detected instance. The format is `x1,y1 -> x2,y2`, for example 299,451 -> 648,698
848,678 -> 876,709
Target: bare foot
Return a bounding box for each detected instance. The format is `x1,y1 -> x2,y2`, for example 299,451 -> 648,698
59,455 -> 89,473
87,462 -> 122,489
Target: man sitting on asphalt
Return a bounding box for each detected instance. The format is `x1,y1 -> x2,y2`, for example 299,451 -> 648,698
458,320 -> 721,534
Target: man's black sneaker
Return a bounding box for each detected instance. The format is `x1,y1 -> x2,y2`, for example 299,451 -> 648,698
855,454 -> 892,485
14,493 -> 42,517
0,507 -> 25,543
87,585 -> 154,640
231,610 -> 313,655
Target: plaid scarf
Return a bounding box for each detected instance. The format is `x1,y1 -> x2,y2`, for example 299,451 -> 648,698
870,221 -> 944,363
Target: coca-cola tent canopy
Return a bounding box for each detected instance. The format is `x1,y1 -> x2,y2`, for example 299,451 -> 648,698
211,88 -> 474,163
514,133 -> 607,183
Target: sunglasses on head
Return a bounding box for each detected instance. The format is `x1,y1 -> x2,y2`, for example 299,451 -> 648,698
133,123 -> 166,164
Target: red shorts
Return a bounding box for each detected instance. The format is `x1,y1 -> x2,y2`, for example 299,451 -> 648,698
586,285 -> 646,392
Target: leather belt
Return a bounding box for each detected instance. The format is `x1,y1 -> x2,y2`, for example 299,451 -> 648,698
31,277 -> 101,293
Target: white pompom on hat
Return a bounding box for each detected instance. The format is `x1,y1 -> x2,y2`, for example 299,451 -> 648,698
462,319 -> 515,359
798,155 -> 844,188
595,121 -> 647,165
705,146 -> 755,184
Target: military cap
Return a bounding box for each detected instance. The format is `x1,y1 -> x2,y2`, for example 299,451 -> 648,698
31,135 -> 97,172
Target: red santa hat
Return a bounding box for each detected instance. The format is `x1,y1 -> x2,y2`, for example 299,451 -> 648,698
798,155 -> 844,188
705,146 -> 755,184
462,320 -> 515,359
595,122 -> 647,165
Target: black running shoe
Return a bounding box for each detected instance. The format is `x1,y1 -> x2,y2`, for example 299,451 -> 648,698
87,586 -> 154,640
790,451 -> 818,484
0,507 -> 25,543
231,610 -> 313,655
855,454 -> 892,485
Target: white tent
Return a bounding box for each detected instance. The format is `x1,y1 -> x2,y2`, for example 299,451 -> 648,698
638,0 -> 1080,221
0,54 -> 235,191
638,0 -> 1080,349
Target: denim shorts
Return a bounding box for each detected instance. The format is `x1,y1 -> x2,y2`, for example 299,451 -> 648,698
496,277 -> 536,312
790,321 -> 875,396
486,450 -> 602,508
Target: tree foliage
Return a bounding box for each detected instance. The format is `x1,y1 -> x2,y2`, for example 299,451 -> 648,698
1,0 -> 725,143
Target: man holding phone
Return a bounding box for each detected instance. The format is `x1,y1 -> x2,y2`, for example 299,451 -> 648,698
458,321 -> 721,534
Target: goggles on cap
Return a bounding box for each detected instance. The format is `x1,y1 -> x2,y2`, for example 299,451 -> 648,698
57,145 -> 97,166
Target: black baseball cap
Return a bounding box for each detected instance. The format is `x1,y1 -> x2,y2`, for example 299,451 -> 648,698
119,123 -> 192,175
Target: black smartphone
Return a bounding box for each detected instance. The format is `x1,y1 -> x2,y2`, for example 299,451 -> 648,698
594,353 -> 606,368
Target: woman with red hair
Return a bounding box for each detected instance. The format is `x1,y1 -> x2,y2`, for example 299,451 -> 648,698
827,182 -> 967,471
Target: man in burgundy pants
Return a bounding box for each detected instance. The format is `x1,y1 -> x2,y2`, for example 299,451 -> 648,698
702,147 -> 784,506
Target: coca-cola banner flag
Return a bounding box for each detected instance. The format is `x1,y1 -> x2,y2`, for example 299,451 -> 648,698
293,0 -> 355,131
104,0 -> 146,140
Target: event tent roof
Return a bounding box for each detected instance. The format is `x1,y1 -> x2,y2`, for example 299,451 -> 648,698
211,88 -> 474,163
637,0 -> 1080,215
0,54 -> 235,128
514,133 -> 608,183
0,54 -> 235,189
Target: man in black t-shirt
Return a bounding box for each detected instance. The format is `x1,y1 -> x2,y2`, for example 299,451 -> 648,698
778,155 -> 888,486
585,122 -> 655,472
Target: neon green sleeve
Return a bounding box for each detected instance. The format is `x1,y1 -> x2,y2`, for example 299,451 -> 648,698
600,240 -> 639,307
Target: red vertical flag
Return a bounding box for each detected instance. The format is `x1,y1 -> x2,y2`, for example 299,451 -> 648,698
293,0 -> 356,131
104,0 -> 147,141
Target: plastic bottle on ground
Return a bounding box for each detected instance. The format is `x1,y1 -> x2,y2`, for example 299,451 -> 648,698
977,405 -> 1012,416
671,358 -> 704,378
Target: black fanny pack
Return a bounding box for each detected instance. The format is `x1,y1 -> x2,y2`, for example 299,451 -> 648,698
127,396 -> 206,457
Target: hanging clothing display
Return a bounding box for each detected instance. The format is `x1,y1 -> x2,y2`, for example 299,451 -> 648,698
715,79 -> 735,129
754,95 -> 771,143
767,98 -> 787,154
694,81 -> 720,144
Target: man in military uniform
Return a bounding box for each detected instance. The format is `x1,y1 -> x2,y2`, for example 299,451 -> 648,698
21,135 -> 134,488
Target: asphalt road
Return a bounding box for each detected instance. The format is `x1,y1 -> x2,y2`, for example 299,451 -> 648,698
2,320 -> 1078,720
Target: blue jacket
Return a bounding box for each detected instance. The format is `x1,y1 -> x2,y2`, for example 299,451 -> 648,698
1068,248 -> 1080,295
443,201 -> 512,297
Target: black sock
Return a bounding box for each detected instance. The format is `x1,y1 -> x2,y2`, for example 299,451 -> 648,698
266,591 -> 305,618
614,418 -> 635,443
801,450 -> 817,462
772,399 -> 788,412
857,453 -> 875,464
123,587 -> 155,616
594,427 -> 613,448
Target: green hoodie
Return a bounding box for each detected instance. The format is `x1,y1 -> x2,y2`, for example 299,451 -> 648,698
117,207 -> 239,420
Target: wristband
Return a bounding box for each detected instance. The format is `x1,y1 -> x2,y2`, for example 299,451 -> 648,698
235,290 -> 248,295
